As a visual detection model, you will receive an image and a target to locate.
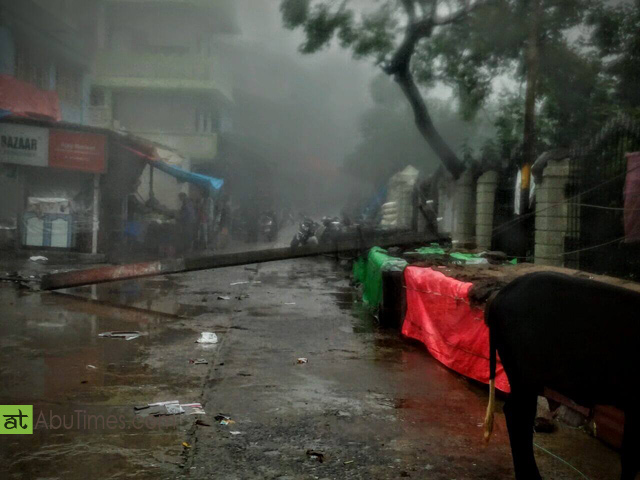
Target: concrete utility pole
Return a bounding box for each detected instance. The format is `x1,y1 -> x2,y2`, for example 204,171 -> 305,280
41,231 -> 433,291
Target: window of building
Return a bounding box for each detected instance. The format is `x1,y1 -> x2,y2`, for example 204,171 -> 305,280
195,107 -> 219,134
14,42 -> 50,90
90,88 -> 106,107
56,65 -> 83,106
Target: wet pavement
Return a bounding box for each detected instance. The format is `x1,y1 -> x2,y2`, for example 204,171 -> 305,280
0,256 -> 623,479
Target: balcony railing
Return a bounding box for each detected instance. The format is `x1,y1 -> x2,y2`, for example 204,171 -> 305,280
93,50 -> 232,100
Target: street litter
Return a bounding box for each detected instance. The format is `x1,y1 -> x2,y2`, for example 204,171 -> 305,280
182,442 -> 191,448
196,332 -> 218,344
29,256 -> 48,262
217,296 -> 230,300
306,449 -> 325,463
181,403 -> 206,415
229,431 -> 242,435
214,414 -> 235,425
86,364 -> 97,369
99,331 -> 141,341
134,401 -> 205,417
284,302 -> 296,305
230,281 -> 249,286
189,358 -> 208,365
297,358 -> 308,364
344,460 -> 354,465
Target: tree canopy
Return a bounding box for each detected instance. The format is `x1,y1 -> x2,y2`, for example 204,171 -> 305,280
281,0 -> 638,178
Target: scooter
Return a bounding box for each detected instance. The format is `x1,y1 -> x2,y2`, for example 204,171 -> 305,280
290,218 -> 318,248
317,216 -> 343,245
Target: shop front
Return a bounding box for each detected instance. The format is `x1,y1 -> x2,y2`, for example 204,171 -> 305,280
0,121 -> 106,253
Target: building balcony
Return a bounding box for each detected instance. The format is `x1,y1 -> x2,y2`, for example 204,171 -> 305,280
93,50 -> 232,101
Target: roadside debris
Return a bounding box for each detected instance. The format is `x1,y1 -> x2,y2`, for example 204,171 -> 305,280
229,431 -> 242,435
134,401 -> 205,417
297,358 -> 308,364
306,449 -> 325,462
99,331 -> 141,341
86,364 -> 97,370
189,358 -> 208,365
182,442 -> 191,448
29,256 -> 48,263
214,414 -> 235,425
217,296 -> 230,300
230,281 -> 262,286
284,302 -> 296,305
196,332 -> 218,344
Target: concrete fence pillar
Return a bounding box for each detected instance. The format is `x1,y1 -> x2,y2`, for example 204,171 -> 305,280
534,158 -> 571,266
475,171 -> 499,251
452,169 -> 476,246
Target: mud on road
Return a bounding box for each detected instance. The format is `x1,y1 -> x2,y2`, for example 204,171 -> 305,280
0,257 -> 621,479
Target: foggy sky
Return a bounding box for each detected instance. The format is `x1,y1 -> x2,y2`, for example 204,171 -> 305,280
230,0 -> 378,163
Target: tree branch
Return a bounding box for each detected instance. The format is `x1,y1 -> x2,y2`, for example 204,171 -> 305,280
382,0 -> 466,179
401,0 -> 417,23
433,0 -> 484,25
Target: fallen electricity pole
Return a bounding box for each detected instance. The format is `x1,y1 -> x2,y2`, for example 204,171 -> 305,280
41,230 -> 433,291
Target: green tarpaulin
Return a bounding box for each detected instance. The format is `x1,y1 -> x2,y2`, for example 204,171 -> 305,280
353,244 -> 517,310
353,247 -> 407,310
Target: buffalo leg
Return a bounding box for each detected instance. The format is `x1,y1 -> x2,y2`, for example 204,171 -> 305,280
621,409 -> 640,480
504,389 -> 541,480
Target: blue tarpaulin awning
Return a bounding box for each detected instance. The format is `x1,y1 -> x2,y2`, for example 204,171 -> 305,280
151,160 -> 224,191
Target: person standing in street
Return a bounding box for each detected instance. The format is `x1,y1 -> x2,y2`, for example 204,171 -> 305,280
178,192 -> 196,253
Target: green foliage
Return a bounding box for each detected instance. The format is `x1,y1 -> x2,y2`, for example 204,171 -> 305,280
588,0 -> 640,116
280,0 -> 639,167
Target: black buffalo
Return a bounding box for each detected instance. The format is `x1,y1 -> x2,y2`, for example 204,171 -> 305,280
483,271 -> 640,480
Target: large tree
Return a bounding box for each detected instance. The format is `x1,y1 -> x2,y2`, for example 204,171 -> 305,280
588,0 -> 640,118
280,0 -> 490,180
281,0 -> 600,185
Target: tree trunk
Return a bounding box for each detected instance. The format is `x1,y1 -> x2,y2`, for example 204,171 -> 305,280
520,0 -> 542,211
395,70 -> 466,180
387,20 -> 466,180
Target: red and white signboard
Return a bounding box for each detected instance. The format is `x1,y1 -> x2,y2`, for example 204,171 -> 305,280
49,130 -> 106,173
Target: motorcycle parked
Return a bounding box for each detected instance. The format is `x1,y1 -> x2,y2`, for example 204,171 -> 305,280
316,216 -> 343,245
290,218 -> 318,248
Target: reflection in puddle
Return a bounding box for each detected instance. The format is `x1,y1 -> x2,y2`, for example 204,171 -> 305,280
0,282 -> 203,479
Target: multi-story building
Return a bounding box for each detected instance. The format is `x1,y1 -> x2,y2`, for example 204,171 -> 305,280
89,0 -> 236,208
0,0 -> 96,123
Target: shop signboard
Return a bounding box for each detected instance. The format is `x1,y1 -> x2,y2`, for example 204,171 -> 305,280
0,124 -> 49,167
49,129 -> 106,173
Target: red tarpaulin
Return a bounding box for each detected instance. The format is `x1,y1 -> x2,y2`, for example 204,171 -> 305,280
0,74 -> 61,121
624,152 -> 640,243
401,266 -> 511,393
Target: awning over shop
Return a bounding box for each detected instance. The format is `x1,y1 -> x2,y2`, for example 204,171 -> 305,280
0,75 -> 61,121
120,141 -> 224,192
150,159 -> 224,191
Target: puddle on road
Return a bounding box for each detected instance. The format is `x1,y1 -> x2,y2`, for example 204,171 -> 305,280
0,283 -> 204,479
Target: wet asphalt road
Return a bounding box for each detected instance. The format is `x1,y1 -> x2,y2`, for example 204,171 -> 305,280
0,256 -> 623,479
